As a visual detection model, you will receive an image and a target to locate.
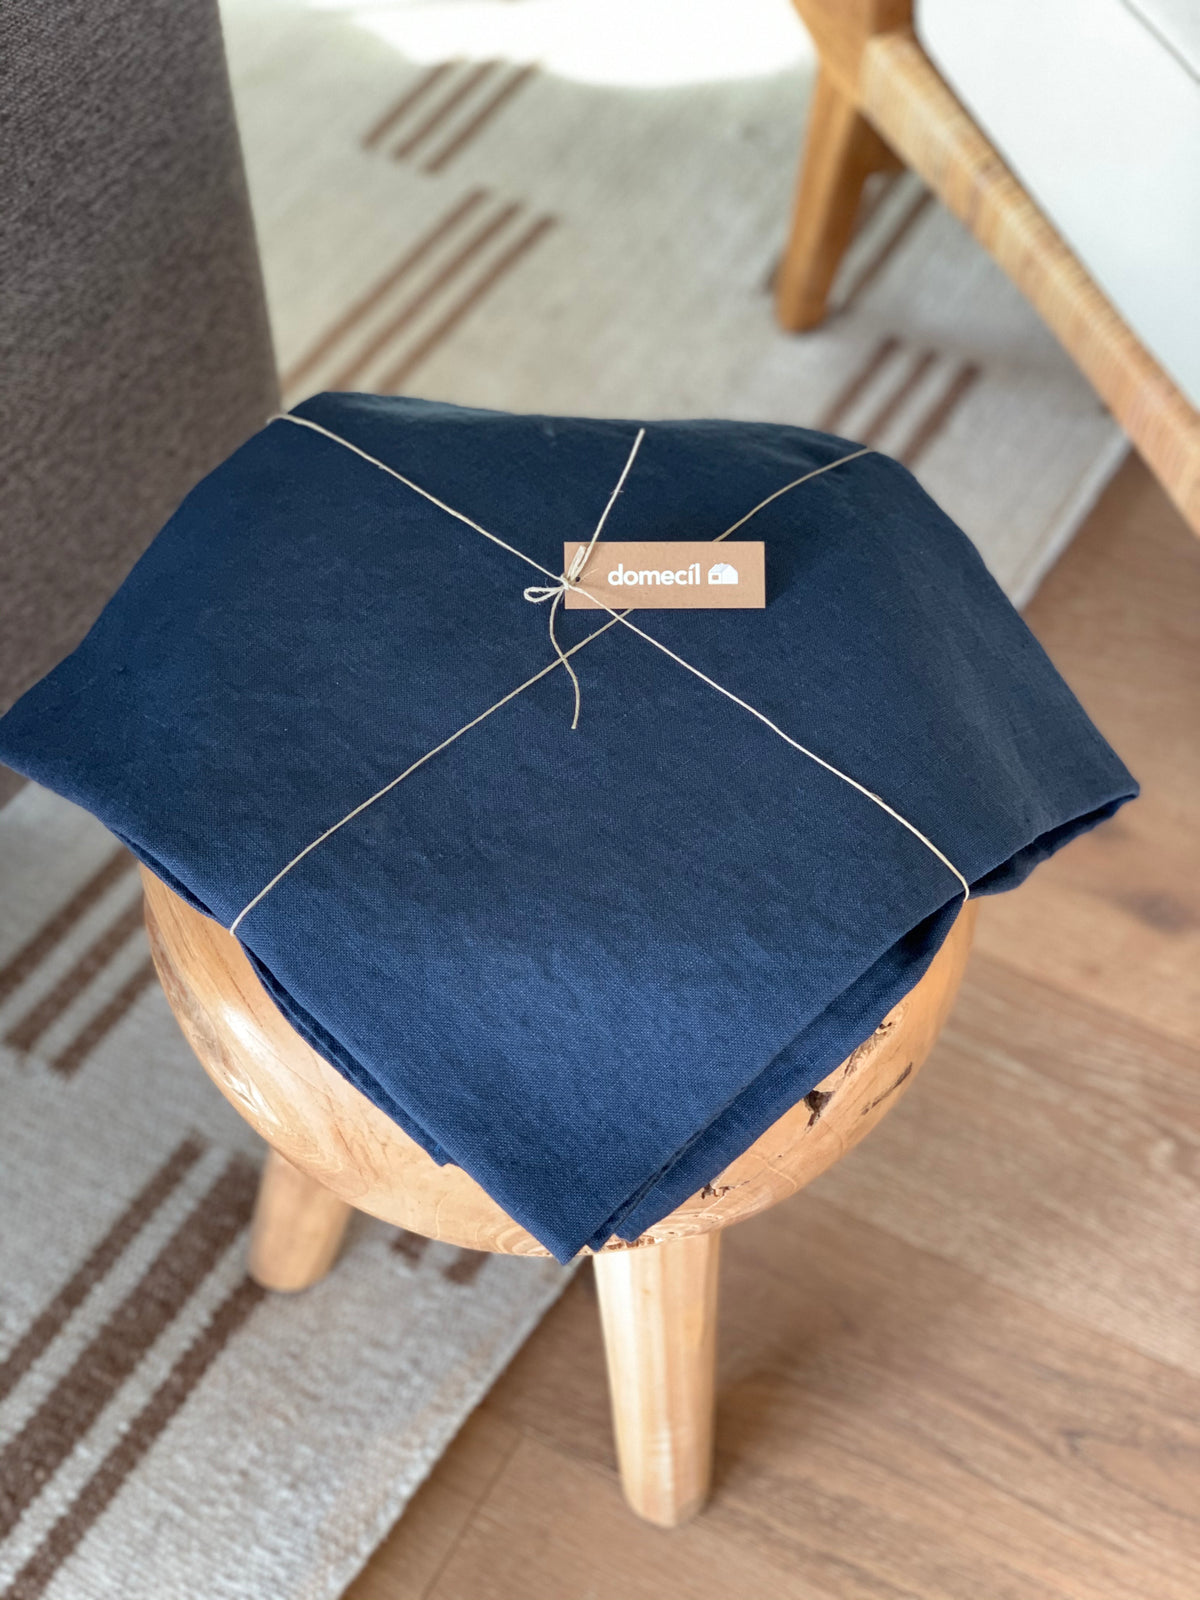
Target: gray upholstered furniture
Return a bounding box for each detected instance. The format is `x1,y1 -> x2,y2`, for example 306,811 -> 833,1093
1,0 -> 278,805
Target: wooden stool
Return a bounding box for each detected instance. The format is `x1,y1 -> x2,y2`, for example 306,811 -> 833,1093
141,867 -> 974,1526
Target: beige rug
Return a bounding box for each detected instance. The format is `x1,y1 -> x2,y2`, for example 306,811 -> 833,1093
225,0 -> 1127,607
0,6 -> 1132,1596
0,785 -> 569,1599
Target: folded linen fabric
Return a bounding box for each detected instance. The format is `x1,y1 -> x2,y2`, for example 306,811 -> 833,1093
0,394 -> 1136,1261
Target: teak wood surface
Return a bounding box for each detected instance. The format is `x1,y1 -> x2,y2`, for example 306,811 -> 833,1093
777,0 -> 1200,538
142,866 -> 973,1524
141,868 -> 974,1257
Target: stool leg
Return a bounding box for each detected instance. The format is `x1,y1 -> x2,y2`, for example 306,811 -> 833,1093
248,1148 -> 353,1292
593,1231 -> 721,1527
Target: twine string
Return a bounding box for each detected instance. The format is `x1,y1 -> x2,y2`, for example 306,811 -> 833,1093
523,426 -> 645,729
228,415 -> 967,933
229,609 -> 627,934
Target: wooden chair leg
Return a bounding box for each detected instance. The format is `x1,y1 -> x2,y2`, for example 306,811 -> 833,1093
593,1231 -> 721,1527
248,1148 -> 354,1292
775,66 -> 897,331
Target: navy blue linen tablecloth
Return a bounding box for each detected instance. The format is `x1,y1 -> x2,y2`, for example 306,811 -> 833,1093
0,394 -> 1136,1260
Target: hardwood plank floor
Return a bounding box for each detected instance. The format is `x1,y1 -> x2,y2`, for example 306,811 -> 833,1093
431,1201 -> 1200,1600
973,456 -> 1200,1047
348,454 -> 1200,1597
347,1410 -> 521,1600
817,952 -> 1200,1375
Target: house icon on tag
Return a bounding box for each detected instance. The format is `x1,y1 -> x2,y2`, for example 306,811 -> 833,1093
707,561 -> 739,585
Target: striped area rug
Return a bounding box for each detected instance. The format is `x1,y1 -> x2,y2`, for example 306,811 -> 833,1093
0,784 -> 569,1599
1,6 -> 1134,1594
224,0 -> 1128,607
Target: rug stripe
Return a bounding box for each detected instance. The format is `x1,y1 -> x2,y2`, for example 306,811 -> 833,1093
3,900 -> 145,1055
391,60 -> 499,162
763,171 -> 900,296
379,213 -> 557,391
0,1155 -> 258,1542
328,201 -> 523,390
901,363 -> 981,468
816,335 -> 900,434
362,60 -> 458,150
854,170 -> 901,240
423,63 -> 537,174
391,1230 -> 428,1265
281,189 -> 491,394
859,348 -> 938,446
0,1138 -> 207,1406
839,187 -> 934,313
48,958 -> 158,1079
443,1249 -> 487,1287
0,1277 -> 265,1600
0,852 -> 133,1009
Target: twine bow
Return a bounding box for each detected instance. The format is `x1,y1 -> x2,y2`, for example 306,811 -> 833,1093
226,417 -> 969,936
522,427 -> 645,729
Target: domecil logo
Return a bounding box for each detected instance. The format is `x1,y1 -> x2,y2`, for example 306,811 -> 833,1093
564,539 -> 763,609
607,561 -> 739,588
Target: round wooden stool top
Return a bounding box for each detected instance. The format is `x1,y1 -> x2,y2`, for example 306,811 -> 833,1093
142,866 -> 975,1256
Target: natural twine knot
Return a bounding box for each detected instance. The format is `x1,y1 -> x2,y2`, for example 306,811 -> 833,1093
522,427 -> 645,729
229,419 -> 968,936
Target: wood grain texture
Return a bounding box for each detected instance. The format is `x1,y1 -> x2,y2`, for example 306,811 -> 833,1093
817,950 -> 1200,1374
346,440 -> 1200,1598
348,1410 -> 521,1600
594,1233 -> 720,1526
141,868 -> 974,1255
973,455 -> 1200,1045
782,2 -> 1200,536
407,1196 -> 1200,1600
247,1148 -> 353,1292
790,0 -> 913,97
775,68 -> 897,331
857,29 -> 1200,536
138,620 -> 972,1527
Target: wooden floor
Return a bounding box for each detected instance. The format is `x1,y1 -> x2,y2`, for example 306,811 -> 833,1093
348,454 -> 1200,1600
